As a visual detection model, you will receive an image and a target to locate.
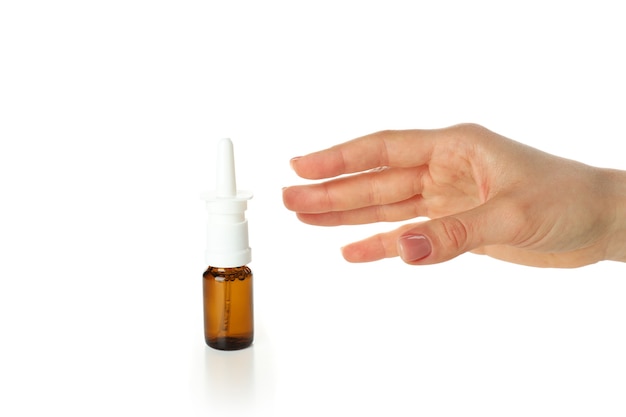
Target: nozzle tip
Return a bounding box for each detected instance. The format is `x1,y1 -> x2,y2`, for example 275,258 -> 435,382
216,138 -> 237,198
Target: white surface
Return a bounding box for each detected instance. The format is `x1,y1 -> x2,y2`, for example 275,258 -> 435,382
1,1 -> 625,416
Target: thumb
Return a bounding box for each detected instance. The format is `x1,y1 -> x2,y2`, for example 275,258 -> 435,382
397,200 -> 517,265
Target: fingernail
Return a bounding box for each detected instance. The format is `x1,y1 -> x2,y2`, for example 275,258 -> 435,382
398,234 -> 432,262
289,156 -> 301,170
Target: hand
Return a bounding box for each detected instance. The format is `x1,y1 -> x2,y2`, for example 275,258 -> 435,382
282,124 -> 626,267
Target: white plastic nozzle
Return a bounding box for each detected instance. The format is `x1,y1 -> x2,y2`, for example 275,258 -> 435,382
216,138 -> 237,198
203,138 -> 252,267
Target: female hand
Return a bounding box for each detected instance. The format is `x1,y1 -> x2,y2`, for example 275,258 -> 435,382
282,124 -> 626,267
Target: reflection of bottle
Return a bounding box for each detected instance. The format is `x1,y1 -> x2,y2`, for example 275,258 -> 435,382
202,138 -> 253,350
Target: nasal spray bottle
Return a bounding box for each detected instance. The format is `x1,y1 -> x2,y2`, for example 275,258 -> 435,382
202,138 -> 253,350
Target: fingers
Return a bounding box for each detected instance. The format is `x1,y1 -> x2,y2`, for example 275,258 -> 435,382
283,166 -> 427,214
343,198 -> 523,265
296,195 -> 425,226
286,125 -> 535,266
290,129 -> 438,180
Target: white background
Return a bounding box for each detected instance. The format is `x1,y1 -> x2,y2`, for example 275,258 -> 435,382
1,1 -> 625,416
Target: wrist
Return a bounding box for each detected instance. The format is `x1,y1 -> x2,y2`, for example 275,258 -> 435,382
601,168 -> 626,263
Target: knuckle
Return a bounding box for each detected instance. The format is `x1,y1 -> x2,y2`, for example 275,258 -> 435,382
450,122 -> 486,135
374,204 -> 388,222
438,216 -> 470,251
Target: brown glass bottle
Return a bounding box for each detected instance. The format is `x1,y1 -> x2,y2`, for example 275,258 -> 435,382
203,265 -> 253,350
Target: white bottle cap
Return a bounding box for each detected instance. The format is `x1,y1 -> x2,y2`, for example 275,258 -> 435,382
202,138 -> 252,267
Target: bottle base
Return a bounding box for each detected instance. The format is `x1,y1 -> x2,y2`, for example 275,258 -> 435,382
206,336 -> 253,351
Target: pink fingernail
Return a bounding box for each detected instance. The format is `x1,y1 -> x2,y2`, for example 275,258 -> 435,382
398,234 -> 432,262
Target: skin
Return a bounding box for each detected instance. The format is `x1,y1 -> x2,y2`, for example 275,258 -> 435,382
282,124 -> 626,268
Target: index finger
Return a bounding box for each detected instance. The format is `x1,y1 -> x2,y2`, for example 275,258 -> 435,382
290,129 -> 439,180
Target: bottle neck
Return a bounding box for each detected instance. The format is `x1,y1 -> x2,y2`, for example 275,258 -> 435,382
204,265 -> 252,279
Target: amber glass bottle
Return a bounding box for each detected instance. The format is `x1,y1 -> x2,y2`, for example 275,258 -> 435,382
203,266 -> 254,350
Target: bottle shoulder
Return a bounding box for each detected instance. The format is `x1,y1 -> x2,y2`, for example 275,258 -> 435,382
203,265 -> 252,280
